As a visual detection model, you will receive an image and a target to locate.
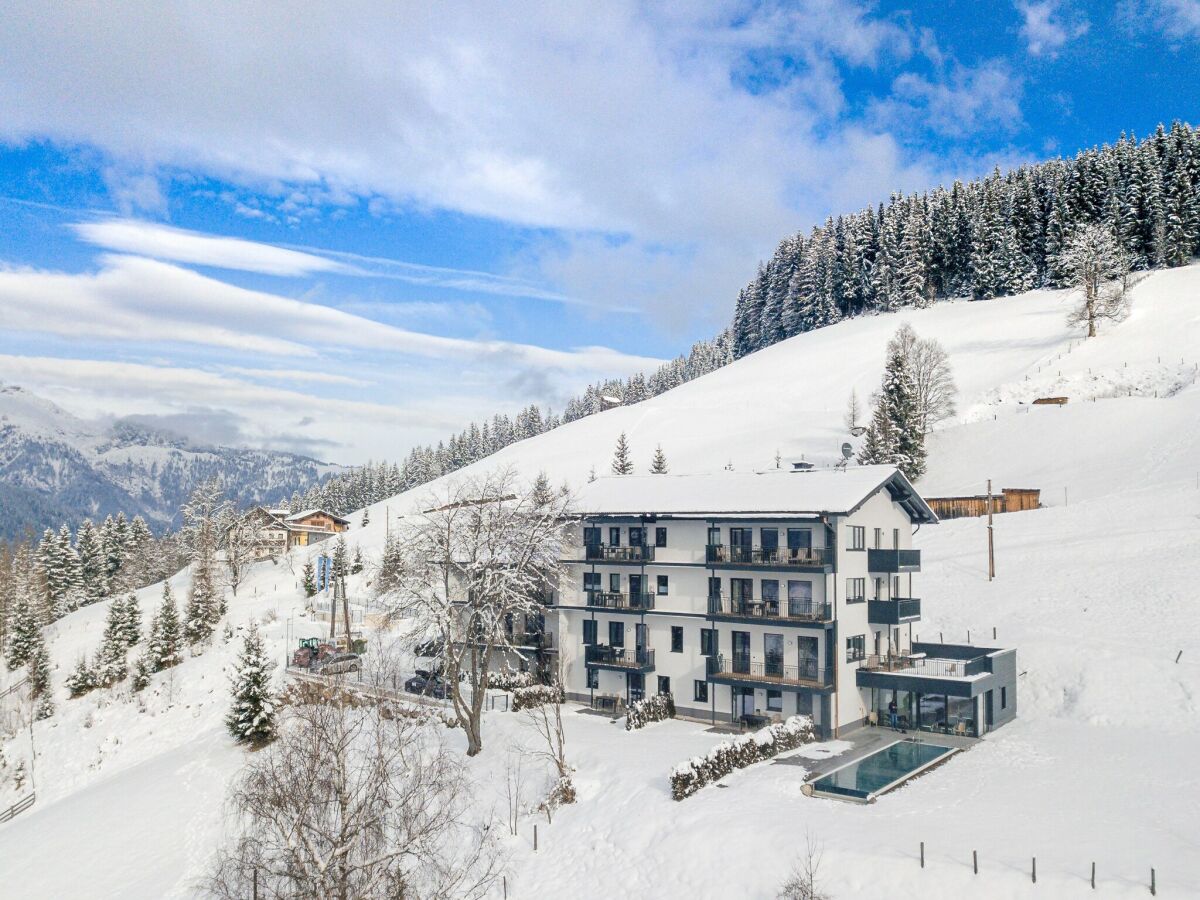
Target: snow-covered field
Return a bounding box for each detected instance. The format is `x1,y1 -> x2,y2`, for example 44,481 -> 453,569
2,266 -> 1199,898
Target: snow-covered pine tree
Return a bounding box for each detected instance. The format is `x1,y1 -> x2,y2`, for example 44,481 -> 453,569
4,579 -> 41,671
94,600 -> 129,686
611,432 -> 634,475
131,654 -> 153,692
149,584 -> 183,670
856,393 -> 897,468
650,445 -> 669,474
332,536 -> 348,579
226,623 -> 277,746
185,563 -> 220,644
65,655 -> 97,698
75,519 -> 107,602
26,633 -> 53,718
858,338 -> 927,480
350,547 -> 364,575
118,593 -> 142,647
302,561 -> 317,598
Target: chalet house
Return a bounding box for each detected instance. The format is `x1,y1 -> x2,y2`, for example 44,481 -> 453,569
551,465 -> 1017,740
248,507 -> 351,557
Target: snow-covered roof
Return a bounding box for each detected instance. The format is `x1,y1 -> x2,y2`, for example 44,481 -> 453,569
573,465 -> 937,523
285,509 -> 350,525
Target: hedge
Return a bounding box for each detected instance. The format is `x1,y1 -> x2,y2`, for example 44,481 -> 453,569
625,692 -> 676,731
489,670 -> 537,691
512,683 -> 565,712
670,715 -> 815,800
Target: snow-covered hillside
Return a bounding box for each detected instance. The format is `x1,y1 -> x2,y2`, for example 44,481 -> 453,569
2,265 -> 1199,898
0,384 -> 340,538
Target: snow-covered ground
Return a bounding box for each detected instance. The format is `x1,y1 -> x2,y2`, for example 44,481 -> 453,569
2,266 -> 1199,897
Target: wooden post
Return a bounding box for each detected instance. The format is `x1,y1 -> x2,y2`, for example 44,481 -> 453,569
986,479 -> 995,581
252,868 -> 258,900
534,824 -> 538,852
503,876 -> 507,899
920,841 -> 924,868
993,626 -> 997,640
1091,861 -> 1096,889
973,850 -> 978,874
1032,856 -> 1037,884
1150,868 -> 1156,895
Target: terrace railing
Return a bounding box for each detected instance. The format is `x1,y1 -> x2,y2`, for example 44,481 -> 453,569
706,654 -> 833,687
585,590 -> 656,611
585,645 -> 655,670
706,545 -> 831,568
586,544 -> 655,562
707,595 -> 832,623
860,653 -> 984,678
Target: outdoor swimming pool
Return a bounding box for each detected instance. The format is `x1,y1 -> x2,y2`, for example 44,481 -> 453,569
809,739 -> 957,802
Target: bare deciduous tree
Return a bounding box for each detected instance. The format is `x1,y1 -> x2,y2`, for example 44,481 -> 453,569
385,468 -> 572,756
778,831 -> 830,900
886,323 -> 957,435
207,693 -> 500,900
1057,224 -> 1134,338
221,509 -> 264,597
843,388 -> 863,435
522,658 -> 574,817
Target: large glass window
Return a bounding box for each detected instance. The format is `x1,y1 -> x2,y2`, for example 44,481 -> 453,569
629,526 -> 643,547
586,668 -> 599,689
694,680 -> 708,703
583,571 -> 600,592
583,620 -> 596,645
657,575 -> 669,595
760,528 -> 779,554
655,527 -> 667,547
764,633 -> 784,676
767,689 -> 783,712
761,579 -> 779,614
846,577 -> 866,601
609,621 -> 624,647
609,572 -> 621,592
846,634 -> 866,662
788,580 -> 813,616
609,526 -> 621,546
848,525 -> 865,550
657,676 -> 671,695
670,626 -> 683,653
787,527 -> 812,550
583,526 -> 601,546
700,628 -> 715,656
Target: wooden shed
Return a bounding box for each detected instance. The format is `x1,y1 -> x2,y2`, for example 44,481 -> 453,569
926,488 -> 1041,520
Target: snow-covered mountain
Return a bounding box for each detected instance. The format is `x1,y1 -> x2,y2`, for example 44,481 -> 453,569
3,265 -> 1200,897
0,384 -> 339,538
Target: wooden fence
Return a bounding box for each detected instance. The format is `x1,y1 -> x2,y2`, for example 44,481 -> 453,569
926,488 -> 1041,520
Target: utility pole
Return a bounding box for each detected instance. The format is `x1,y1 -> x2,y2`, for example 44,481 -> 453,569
986,479 -> 996,581
341,574 -> 353,649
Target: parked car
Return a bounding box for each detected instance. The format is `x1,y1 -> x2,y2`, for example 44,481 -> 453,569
314,653 -> 361,676
404,669 -> 450,699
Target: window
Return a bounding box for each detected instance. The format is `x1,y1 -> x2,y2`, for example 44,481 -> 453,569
1001,687 -> 1008,710
629,526 -> 643,547
873,527 -> 882,549
670,626 -> 683,653
893,528 -> 900,549
609,621 -> 624,647
694,680 -> 708,703
582,620 -> 597,645
629,672 -> 645,701
796,691 -> 813,715
583,526 -> 601,546
586,668 -> 599,689
609,526 -> 621,546
609,572 -> 621,592
849,525 -> 865,550
700,628 -> 715,656
874,577 -> 884,600
658,676 -> 671,695
761,579 -> 779,608
707,526 -> 721,547
846,634 -> 866,662
846,577 -> 866,602
657,575 -> 669,595
760,528 -> 779,552
583,571 -> 600,592
655,527 -> 667,547
767,689 -> 782,712
787,528 -> 812,550
708,576 -> 721,598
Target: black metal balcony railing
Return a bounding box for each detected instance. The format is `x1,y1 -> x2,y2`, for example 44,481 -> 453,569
859,652 -> 987,678
866,548 -> 922,572
585,645 -> 655,670
585,590 -> 656,611
707,595 -> 832,623
867,597 -> 921,624
706,545 -> 831,568
706,654 -> 833,687
509,631 -> 555,650
585,544 -> 655,562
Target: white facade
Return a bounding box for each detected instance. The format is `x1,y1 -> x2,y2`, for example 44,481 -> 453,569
549,466 -> 938,738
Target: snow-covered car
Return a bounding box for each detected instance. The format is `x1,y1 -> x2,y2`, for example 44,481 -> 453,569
314,653 -> 361,676
404,670 -> 450,699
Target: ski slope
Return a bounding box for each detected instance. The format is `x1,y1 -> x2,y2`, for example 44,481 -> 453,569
2,265 -> 1199,898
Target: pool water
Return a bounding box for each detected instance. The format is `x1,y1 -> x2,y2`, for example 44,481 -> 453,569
810,739 -> 955,801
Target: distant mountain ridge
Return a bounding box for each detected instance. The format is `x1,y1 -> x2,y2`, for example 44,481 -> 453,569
0,383 -> 340,540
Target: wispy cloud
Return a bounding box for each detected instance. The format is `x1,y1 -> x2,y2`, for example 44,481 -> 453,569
1015,1 -> 1089,58
220,366 -> 374,387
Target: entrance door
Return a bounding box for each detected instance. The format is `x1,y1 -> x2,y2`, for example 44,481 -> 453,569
635,623 -> 648,661
730,527 -> 753,563
985,690 -> 994,731
787,580 -> 812,617
730,577 -> 753,614
732,631 -> 751,674
797,635 -> 818,680
628,574 -> 643,605
760,528 -> 779,561
735,686 -> 755,717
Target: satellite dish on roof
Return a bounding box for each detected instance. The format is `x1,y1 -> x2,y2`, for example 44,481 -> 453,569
840,442 -> 853,460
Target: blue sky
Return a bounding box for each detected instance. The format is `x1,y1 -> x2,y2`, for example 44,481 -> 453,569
0,1 -> 1196,462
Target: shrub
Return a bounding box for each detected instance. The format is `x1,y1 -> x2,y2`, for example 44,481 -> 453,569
625,692 -> 676,731
511,683 -> 564,712
489,670 -> 537,692
670,715 -> 815,801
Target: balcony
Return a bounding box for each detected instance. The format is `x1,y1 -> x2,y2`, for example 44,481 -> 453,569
585,645 -> 656,672
584,590 -> 656,612
706,654 -> 833,690
858,650 -> 990,679
510,631 -> 555,651
706,545 -> 832,570
867,597 -> 922,625
866,548 -> 921,573
585,544 -> 655,563
707,595 -> 832,626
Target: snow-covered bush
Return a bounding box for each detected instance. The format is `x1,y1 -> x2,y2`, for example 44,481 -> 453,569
670,715 -> 815,801
511,683 -> 564,712
65,656 -> 97,698
625,692 -> 675,731
489,669 -> 537,692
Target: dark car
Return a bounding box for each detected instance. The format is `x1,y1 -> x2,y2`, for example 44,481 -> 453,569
404,669 -> 450,699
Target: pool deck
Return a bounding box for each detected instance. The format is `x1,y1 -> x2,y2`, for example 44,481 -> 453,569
773,725 -> 979,781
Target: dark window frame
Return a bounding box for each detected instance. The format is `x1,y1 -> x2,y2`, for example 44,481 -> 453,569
657,575 -> 669,596
609,620 -> 624,648
657,676 -> 671,695
693,680 -> 708,703
655,527 -> 668,547
700,628 -> 715,656
670,626 -> 683,653
846,634 -> 866,662
582,619 -> 597,645
848,525 -> 866,551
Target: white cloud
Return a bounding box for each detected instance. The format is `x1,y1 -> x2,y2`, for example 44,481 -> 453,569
0,254 -> 665,372
0,2 -> 997,321
220,366 -> 374,387
1126,0 -> 1200,38
1015,1 -> 1089,57
73,219 -> 347,276
873,59 -> 1024,138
